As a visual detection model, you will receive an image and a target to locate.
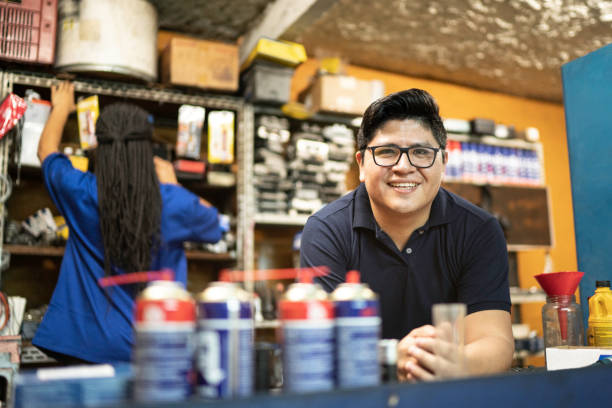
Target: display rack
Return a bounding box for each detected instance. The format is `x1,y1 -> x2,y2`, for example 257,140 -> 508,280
253,213 -> 310,226
0,69 -> 252,274
2,244 -> 236,262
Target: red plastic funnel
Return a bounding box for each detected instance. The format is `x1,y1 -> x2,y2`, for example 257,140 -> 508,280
534,271 -> 584,296
534,271 -> 584,342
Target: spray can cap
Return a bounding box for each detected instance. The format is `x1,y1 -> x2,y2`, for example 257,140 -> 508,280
346,270 -> 361,284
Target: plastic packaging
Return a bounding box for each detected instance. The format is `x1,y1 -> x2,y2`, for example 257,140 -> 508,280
0,93 -> 27,139
76,95 -> 99,149
587,281 -> 612,346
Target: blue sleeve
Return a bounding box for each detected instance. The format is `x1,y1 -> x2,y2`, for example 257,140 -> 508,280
458,217 -> 512,314
300,215 -> 350,292
160,184 -> 223,244
42,152 -> 98,231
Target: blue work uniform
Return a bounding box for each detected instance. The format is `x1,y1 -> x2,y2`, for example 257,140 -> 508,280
300,183 -> 511,340
33,153 -> 223,362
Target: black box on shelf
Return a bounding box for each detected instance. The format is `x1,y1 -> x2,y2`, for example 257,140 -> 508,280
242,61 -> 294,104
470,118 -> 496,136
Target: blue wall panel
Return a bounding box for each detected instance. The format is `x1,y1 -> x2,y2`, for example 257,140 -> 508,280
562,43 -> 612,328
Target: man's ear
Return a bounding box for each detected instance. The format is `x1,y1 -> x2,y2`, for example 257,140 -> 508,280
356,150 -> 366,182
443,150 -> 448,164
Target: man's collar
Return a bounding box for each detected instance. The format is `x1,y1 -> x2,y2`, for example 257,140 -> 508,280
352,183 -> 452,231
354,183 -> 377,230
427,187 -> 452,228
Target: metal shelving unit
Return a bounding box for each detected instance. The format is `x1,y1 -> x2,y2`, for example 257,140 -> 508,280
0,69 -> 252,274
242,105 -> 553,315
243,104 -> 362,277
253,213 -> 310,226
0,70 -> 14,272
3,244 -> 236,262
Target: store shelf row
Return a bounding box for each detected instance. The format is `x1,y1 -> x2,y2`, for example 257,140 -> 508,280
2,244 -> 235,262
253,289 -> 547,331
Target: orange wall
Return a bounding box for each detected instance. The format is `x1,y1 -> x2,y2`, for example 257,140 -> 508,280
291,59 -> 578,336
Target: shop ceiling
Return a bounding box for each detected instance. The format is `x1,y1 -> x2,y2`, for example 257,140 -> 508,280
150,0 -> 612,103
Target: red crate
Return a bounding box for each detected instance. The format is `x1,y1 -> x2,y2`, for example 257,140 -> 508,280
0,0 -> 57,64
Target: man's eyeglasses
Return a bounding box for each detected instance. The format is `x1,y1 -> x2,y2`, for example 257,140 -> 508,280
366,145 -> 442,168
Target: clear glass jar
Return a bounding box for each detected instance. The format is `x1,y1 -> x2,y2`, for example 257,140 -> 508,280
542,294 -> 584,347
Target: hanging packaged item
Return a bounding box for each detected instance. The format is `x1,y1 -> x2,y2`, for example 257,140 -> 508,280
76,95 -> 99,149
20,92 -> 52,167
176,105 -> 205,159
0,94 -> 28,140
207,111 -> 235,164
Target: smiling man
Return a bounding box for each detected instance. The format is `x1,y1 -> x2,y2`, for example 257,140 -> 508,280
300,89 -> 514,381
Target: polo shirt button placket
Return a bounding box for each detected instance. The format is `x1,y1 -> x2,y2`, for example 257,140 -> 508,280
406,247 -> 413,254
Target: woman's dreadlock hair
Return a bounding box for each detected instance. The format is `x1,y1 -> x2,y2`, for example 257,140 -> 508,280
95,103 -> 161,277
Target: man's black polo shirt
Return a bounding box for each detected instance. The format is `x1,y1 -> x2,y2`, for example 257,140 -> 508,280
301,183 -> 511,340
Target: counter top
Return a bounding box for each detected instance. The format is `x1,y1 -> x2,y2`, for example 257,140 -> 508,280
97,364 -> 608,408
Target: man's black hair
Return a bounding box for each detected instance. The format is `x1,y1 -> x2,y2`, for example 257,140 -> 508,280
95,103 -> 161,278
356,88 -> 447,151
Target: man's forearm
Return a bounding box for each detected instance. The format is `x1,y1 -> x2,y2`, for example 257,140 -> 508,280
38,106 -> 70,163
465,334 -> 514,375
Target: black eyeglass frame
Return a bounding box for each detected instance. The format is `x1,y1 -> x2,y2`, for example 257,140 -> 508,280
365,144 -> 444,168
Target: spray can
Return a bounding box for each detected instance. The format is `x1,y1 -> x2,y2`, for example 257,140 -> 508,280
587,280 -> 612,346
132,280 -> 196,402
195,281 -> 254,399
278,276 -> 334,393
330,270 -> 380,388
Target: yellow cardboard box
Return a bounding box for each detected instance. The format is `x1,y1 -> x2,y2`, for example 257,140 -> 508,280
241,38 -> 306,71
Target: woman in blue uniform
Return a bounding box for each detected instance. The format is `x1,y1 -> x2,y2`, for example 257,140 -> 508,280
33,82 -> 224,363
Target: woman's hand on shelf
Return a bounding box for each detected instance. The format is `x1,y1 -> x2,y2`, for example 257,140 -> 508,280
51,81 -> 76,115
154,156 -> 179,185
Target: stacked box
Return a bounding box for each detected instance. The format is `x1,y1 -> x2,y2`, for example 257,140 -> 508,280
254,116 -> 355,216
254,116 -> 291,214
13,363 -> 132,408
286,124 -> 328,215
160,37 -> 239,92
321,124 -> 354,202
242,61 -> 294,104
303,75 -> 384,116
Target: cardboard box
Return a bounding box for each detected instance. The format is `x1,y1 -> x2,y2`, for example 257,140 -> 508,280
241,61 -> 294,103
241,37 -> 307,71
304,75 -> 384,116
160,37 -> 238,92
546,346 -> 612,370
